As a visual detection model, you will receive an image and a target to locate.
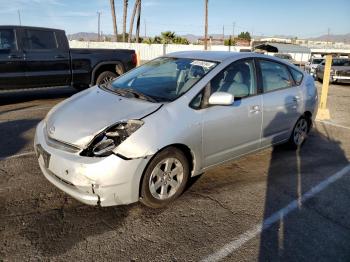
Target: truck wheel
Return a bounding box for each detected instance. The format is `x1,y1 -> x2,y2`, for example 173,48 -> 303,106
140,147 -> 190,208
96,71 -> 118,87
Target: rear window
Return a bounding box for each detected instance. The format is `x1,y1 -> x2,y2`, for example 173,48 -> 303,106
24,29 -> 57,50
259,60 -> 293,92
290,67 -> 303,85
0,29 -> 16,50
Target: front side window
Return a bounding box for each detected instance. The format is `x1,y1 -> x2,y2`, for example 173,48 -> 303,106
24,30 -> 57,50
109,57 -> 217,102
190,59 -> 256,109
210,59 -> 257,98
0,29 -> 16,50
259,60 -> 293,92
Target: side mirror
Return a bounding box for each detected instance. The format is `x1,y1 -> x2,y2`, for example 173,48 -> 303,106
208,92 -> 234,106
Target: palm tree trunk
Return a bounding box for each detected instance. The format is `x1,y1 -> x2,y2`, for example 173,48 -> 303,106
122,0 -> 128,42
135,0 -> 141,43
204,0 -> 208,50
128,0 -> 140,43
110,0 -> 118,41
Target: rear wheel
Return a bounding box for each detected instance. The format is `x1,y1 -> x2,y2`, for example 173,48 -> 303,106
288,117 -> 310,149
140,147 -> 190,208
96,71 -> 118,87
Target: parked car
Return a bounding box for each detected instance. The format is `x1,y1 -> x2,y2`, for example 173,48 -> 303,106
35,51 -> 318,208
316,58 -> 350,83
0,26 -> 137,91
273,53 -> 299,66
305,57 -> 324,78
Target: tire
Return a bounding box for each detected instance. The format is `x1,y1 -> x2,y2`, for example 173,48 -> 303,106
140,147 -> 190,208
287,117 -> 310,149
95,71 -> 118,87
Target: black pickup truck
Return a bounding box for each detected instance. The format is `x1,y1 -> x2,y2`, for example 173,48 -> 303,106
0,26 -> 137,91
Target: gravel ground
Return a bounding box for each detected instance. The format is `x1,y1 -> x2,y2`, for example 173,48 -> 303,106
0,82 -> 350,261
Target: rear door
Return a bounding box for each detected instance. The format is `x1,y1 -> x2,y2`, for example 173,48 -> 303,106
0,28 -> 26,90
258,59 -> 303,147
22,28 -> 70,87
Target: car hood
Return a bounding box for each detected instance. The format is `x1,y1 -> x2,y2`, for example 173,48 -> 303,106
45,86 -> 162,148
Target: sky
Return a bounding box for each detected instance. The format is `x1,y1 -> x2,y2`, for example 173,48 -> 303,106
0,0 -> 349,38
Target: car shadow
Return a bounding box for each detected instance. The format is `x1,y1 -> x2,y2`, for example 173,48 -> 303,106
257,110 -> 350,260
0,118 -> 40,158
0,86 -> 77,106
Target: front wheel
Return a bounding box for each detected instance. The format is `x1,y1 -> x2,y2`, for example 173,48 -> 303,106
288,117 -> 310,149
140,147 -> 190,208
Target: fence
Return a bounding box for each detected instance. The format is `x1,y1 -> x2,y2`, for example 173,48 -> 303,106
69,40 -> 249,61
69,41 -> 350,63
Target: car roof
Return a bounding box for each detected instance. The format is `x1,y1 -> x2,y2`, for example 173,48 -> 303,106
0,25 -> 65,32
165,51 -> 247,62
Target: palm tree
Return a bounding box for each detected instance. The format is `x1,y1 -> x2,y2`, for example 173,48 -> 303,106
135,0 -> 141,43
128,0 -> 140,43
161,31 -> 175,44
109,0 -> 118,41
204,0 -> 208,50
122,0 -> 128,42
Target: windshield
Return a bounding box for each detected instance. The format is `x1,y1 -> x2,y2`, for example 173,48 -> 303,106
274,54 -> 292,60
107,57 -> 217,102
312,58 -> 323,64
332,59 -> 350,66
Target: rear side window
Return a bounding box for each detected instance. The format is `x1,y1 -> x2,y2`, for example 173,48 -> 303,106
0,29 -> 16,50
24,30 -> 57,50
259,60 -> 293,92
290,68 -> 303,85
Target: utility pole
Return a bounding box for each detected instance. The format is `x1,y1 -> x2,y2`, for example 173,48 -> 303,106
327,28 -> 330,45
17,10 -> 21,26
144,19 -> 147,39
222,25 -> 225,44
232,22 -> 235,39
97,11 -> 101,41
110,0 -> 118,41
204,0 -> 208,50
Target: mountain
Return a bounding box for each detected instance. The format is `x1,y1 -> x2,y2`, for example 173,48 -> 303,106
309,33 -> 350,42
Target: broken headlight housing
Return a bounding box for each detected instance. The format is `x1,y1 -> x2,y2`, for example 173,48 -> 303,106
81,119 -> 144,157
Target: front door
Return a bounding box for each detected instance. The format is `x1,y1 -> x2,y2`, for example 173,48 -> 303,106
0,28 -> 26,90
22,28 -> 70,88
201,59 -> 263,167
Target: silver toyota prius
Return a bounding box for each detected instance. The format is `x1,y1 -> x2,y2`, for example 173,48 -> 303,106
34,51 -> 318,208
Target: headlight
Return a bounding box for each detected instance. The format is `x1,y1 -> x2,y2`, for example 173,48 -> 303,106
81,119 -> 144,157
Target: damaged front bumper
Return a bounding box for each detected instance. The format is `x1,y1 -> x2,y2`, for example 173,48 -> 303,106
34,121 -> 150,207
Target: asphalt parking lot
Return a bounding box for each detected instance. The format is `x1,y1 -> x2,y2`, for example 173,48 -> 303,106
1,82 -> 350,261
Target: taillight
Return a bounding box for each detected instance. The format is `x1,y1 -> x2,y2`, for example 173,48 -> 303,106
131,53 -> 137,66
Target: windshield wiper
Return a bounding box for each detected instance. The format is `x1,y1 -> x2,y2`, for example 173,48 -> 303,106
118,88 -> 157,103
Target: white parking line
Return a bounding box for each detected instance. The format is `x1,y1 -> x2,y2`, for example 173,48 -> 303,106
201,164 -> 350,262
316,120 -> 350,130
0,151 -> 36,161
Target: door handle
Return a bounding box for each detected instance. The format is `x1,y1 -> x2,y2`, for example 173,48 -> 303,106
54,55 -> 65,59
250,105 -> 261,113
8,54 -> 22,59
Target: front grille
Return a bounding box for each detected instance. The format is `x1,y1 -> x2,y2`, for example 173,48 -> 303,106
45,132 -> 81,153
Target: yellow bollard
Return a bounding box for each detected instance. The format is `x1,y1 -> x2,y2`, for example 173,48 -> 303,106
316,55 -> 332,120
